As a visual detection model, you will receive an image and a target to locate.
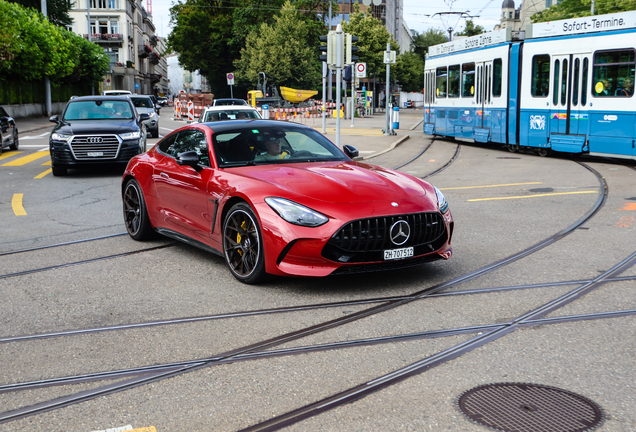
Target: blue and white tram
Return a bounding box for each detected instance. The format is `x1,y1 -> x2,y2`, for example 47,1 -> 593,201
424,11 -> 636,160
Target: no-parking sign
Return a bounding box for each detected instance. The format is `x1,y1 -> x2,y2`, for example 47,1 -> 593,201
356,63 -> 366,78
226,73 -> 235,85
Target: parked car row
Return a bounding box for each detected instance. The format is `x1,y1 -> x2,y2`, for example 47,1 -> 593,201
0,105 -> 19,155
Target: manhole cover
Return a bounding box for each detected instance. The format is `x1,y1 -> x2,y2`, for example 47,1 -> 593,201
458,383 -> 603,432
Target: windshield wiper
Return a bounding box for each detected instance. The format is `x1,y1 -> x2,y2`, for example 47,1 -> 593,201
220,161 -> 256,168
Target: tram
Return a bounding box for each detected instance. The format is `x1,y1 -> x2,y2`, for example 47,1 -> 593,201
423,11 -> 636,160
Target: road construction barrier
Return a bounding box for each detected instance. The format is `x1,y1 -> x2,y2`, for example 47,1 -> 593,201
187,101 -> 194,122
174,100 -> 181,120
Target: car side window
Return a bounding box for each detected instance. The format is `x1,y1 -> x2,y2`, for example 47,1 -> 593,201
157,133 -> 178,155
172,129 -> 210,167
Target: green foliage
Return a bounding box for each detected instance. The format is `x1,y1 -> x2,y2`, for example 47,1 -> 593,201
234,0 -> 321,90
394,51 -> 424,92
532,0 -> 636,22
342,11 -> 398,78
412,28 -> 447,63
0,0 -> 109,85
455,20 -> 485,37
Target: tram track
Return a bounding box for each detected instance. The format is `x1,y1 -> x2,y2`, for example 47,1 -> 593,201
0,160 -> 610,425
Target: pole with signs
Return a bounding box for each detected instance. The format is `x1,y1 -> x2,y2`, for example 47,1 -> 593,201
322,62 -> 327,133
384,44 -> 396,136
335,25 -> 343,148
226,73 -> 235,98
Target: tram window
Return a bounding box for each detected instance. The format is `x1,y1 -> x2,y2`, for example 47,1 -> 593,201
561,59 -> 568,106
582,58 -> 589,105
573,58 -> 580,106
493,58 -> 502,97
531,54 -> 550,97
436,67 -> 448,98
461,63 -> 475,97
448,65 -> 460,98
593,49 -> 635,97
553,60 -> 560,105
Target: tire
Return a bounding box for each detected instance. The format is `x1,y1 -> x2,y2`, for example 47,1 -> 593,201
52,165 -> 67,176
123,179 -> 155,240
9,129 -> 18,151
536,148 -> 550,157
507,144 -> 518,153
223,203 -> 267,284
151,127 -> 159,138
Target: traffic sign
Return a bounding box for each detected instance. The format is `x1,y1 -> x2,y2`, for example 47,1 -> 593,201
356,62 -> 367,78
226,73 -> 235,85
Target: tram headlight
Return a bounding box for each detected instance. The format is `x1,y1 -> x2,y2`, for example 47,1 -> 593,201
434,187 -> 449,214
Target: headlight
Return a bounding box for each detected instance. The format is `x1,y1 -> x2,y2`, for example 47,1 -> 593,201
265,197 -> 328,227
120,131 -> 141,140
51,133 -> 72,142
149,112 -> 157,119
434,186 -> 449,214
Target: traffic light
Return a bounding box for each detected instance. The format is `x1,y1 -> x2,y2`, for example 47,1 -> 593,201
343,65 -> 352,82
346,34 -> 359,65
319,32 -> 338,67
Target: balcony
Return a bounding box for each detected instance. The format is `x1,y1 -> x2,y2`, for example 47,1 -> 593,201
84,33 -> 124,44
150,73 -> 162,83
138,44 -> 151,59
149,52 -> 160,65
149,35 -> 158,47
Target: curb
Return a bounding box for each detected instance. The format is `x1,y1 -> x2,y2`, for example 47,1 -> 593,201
355,135 -> 410,161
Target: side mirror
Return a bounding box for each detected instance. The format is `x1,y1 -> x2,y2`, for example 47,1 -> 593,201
49,115 -> 59,123
176,151 -> 202,171
139,113 -> 150,121
343,144 -> 359,159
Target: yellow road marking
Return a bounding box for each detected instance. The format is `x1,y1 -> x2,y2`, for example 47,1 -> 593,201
34,168 -> 52,179
468,191 -> 598,202
131,427 -> 157,432
12,193 -> 27,216
440,182 -> 542,191
621,203 -> 636,211
42,160 -> 52,165
2,150 -> 50,166
0,151 -> 24,161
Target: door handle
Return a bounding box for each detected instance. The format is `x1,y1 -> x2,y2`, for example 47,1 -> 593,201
160,172 -> 169,179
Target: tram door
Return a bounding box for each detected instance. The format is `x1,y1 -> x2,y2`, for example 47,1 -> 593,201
550,53 -> 591,138
476,61 -> 493,133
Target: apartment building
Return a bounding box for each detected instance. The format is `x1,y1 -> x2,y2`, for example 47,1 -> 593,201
67,0 -> 168,95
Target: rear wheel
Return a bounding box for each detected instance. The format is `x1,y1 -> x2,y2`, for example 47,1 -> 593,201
507,144 -> 518,153
123,179 -> 155,240
536,148 -> 550,157
223,203 -> 266,284
52,166 -> 67,176
9,129 -> 18,151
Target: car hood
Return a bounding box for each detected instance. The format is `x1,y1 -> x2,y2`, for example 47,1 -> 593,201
53,120 -> 139,135
233,162 -> 429,204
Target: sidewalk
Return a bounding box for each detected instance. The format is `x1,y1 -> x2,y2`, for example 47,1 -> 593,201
16,116 -> 55,134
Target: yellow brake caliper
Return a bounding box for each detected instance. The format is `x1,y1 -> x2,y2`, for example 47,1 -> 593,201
237,221 -> 246,256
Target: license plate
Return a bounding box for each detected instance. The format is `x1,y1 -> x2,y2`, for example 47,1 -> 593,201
383,247 -> 414,261
87,152 -> 103,157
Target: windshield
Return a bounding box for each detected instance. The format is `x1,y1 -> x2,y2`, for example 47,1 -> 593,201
203,110 -> 261,122
63,100 -> 134,120
131,97 -> 154,108
214,99 -> 247,106
213,126 -> 347,167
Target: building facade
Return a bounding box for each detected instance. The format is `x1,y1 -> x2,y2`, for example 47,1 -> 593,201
67,0 -> 168,96
494,0 -> 563,32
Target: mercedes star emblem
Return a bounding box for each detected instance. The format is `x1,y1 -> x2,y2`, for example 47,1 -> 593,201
390,220 -> 410,246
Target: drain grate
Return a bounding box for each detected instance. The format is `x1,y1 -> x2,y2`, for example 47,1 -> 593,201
458,383 -> 603,432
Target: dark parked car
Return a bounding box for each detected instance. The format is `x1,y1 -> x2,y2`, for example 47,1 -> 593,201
130,95 -> 159,138
49,96 -> 149,176
0,105 -> 19,155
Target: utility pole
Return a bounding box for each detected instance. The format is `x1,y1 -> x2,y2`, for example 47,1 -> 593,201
87,0 -> 95,94
384,43 -> 396,136
591,0 -> 595,14
41,0 -> 52,116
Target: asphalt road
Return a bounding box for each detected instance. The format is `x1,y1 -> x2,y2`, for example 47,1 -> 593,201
0,111 -> 634,432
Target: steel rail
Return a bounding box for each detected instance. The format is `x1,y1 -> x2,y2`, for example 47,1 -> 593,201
0,244 -> 176,280
0,161 -> 609,425
0,233 -> 128,257
3,307 -> 634,396
238,249 -> 636,432
3,274 -> 635,345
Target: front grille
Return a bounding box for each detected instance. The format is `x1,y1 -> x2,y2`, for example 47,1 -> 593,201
322,212 -> 448,264
70,135 -> 121,160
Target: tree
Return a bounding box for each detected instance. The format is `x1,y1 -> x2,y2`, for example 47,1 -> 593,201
412,28 -> 447,63
455,20 -> 485,37
532,0 -> 636,22
342,10 -> 399,80
234,0 -> 320,90
9,0 -> 73,27
393,51 -> 424,92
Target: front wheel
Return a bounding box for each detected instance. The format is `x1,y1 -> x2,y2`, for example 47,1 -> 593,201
9,129 -> 18,151
123,179 -> 155,240
223,203 -> 266,284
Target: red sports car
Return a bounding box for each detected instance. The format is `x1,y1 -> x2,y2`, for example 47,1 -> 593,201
122,120 -> 453,284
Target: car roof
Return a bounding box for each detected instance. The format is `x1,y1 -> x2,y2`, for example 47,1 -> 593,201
199,119 -> 310,132
67,96 -> 133,102
202,105 -> 257,112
